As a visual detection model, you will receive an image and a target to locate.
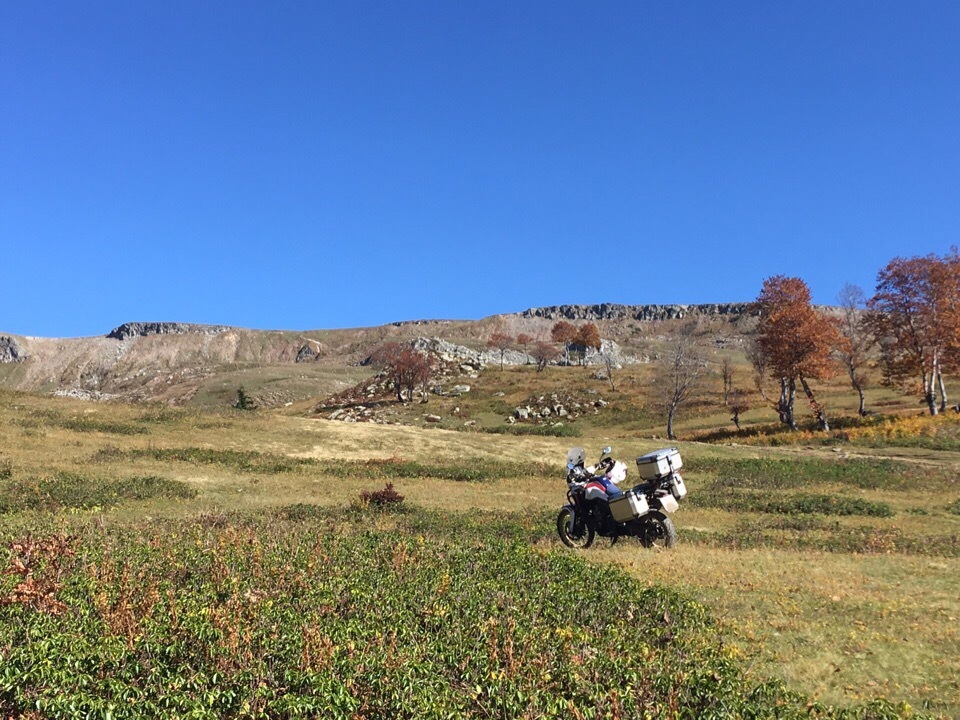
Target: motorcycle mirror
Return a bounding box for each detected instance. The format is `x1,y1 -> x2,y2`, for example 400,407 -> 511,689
602,446 -> 612,456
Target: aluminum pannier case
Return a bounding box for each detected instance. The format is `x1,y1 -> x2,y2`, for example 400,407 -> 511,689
635,447 -> 683,480
608,490 -> 650,523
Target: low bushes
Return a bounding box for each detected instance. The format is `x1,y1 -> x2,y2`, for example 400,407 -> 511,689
0,513 -> 921,718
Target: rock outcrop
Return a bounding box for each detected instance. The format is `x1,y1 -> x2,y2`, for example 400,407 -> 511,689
521,303 -> 750,322
411,337 -> 531,368
295,339 -> 325,363
0,336 -> 26,363
106,322 -> 235,341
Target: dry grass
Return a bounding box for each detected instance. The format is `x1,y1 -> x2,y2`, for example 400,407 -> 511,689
1,389 -> 959,716
600,545 -> 960,715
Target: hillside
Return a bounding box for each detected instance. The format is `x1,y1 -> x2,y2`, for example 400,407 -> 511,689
0,304 -> 755,408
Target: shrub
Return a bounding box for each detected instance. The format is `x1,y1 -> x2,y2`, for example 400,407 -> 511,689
481,424 -> 582,438
359,482 -> 404,508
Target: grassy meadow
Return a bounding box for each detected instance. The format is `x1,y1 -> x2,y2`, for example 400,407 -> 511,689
1,370 -> 958,717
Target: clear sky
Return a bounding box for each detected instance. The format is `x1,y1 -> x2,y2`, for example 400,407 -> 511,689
2,2 -> 958,337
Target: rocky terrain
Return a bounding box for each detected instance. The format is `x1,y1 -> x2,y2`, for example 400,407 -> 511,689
0,303 -> 754,406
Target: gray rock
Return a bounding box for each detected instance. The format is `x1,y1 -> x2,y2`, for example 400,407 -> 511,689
295,339 -> 324,363
107,322 -> 235,340
425,414 -> 442,423
0,336 -> 26,363
520,302 -> 751,322
451,384 -> 471,394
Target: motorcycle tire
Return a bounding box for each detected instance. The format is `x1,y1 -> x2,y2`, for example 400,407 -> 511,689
639,511 -> 677,549
557,507 -> 595,549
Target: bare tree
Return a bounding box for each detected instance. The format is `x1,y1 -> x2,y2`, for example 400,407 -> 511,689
532,342 -> 559,373
836,283 -> 873,416
729,390 -> 749,432
720,358 -> 734,405
654,322 -> 707,440
601,346 -> 617,392
745,339 -> 770,404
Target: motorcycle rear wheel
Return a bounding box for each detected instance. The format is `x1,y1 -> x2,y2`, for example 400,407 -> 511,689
557,507 -> 595,549
639,511 -> 677,549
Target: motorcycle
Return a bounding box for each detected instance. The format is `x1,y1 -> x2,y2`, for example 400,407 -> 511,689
556,446 -> 687,549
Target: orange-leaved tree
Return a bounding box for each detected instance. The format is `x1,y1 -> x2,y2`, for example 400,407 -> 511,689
574,323 -> 602,365
516,333 -> 533,364
753,276 -> 840,430
370,342 -> 435,403
486,332 -> 513,371
550,321 -> 577,365
866,250 -> 960,415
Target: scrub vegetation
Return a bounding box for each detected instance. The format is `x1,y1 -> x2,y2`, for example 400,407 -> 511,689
0,380 -> 957,718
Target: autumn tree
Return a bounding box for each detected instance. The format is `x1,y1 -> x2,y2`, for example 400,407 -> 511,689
836,283 -> 873,416
531,341 -> 558,373
653,321 -> 707,441
573,323 -> 602,365
550,321 -> 577,365
753,276 -> 840,431
487,332 -> 513,371
867,250 -> 960,415
370,342 -> 435,403
516,333 -> 533,364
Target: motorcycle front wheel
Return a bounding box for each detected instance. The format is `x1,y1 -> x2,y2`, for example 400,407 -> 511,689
638,511 -> 677,549
557,507 -> 595,549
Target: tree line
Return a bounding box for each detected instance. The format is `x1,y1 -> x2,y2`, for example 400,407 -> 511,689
365,248 -> 959,438
641,249 -> 960,439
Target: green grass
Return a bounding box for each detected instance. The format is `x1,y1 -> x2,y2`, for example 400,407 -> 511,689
478,423 -> 582,437
111,447 -> 555,482
684,519 -> 960,558
693,456 -> 954,492
0,472 -> 196,514
689,491 -> 895,518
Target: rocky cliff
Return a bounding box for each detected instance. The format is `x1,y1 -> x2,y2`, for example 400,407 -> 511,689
0,336 -> 26,363
107,322 -> 236,341
521,303 -> 750,321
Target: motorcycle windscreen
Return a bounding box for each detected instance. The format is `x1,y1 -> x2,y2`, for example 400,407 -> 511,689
566,447 -> 586,467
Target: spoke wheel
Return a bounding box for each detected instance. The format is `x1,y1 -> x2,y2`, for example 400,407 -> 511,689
557,507 -> 595,549
638,511 -> 677,549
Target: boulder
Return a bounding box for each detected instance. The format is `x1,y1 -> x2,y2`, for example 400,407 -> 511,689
0,336 -> 26,363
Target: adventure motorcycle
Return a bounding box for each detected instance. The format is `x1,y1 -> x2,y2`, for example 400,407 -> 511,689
556,446 -> 687,549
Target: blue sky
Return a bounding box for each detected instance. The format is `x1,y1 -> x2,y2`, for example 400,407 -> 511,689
2,2 -> 958,337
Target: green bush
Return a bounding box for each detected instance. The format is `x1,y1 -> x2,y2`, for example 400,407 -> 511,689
0,514 -> 921,719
